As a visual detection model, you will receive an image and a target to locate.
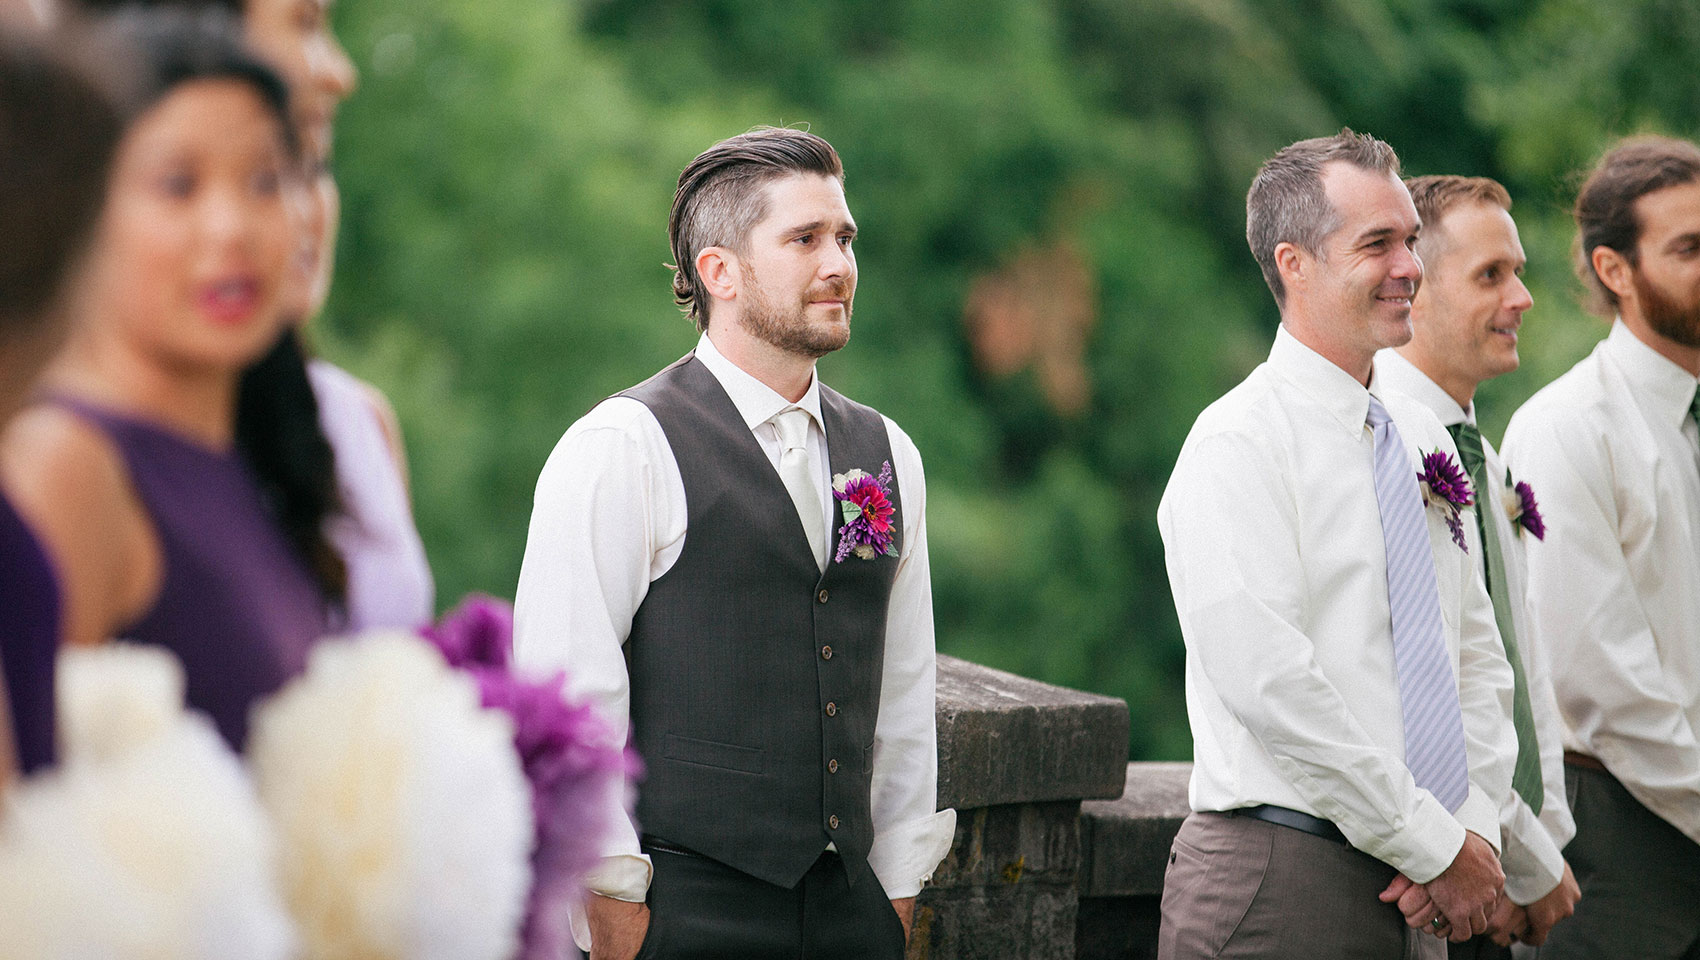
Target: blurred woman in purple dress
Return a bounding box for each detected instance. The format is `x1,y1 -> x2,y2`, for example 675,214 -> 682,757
3,10 -> 333,751
79,0 -> 436,630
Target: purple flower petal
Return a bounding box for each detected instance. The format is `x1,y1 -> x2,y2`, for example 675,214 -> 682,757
1514,481 -> 1546,540
420,593 -> 514,670
1419,451 -> 1474,510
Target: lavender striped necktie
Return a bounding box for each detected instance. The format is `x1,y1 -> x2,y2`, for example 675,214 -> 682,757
1367,396 -> 1470,812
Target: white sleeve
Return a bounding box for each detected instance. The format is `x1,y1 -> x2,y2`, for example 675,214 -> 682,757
512,400 -> 679,945
865,419 -> 955,899
1505,413 -> 1700,845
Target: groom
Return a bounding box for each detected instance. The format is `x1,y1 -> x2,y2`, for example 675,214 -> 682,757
513,128 -> 955,960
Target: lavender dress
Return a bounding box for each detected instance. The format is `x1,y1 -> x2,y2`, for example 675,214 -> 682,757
0,489 -> 60,773
53,398 -> 329,750
309,360 -> 434,630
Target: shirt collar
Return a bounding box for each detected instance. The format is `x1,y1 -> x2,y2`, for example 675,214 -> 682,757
694,332 -> 825,433
1269,324 -> 1377,436
1373,348 -> 1474,427
1604,320 -> 1700,431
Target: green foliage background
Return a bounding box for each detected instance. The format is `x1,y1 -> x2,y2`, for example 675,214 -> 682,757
320,0 -> 1700,761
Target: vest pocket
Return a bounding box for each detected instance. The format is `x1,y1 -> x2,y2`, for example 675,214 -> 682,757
662,733 -> 767,775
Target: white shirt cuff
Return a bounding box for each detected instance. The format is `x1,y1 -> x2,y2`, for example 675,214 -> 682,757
1500,803 -> 1566,905
1453,785 -> 1502,853
868,808 -> 958,899
1361,791 -> 1464,884
570,854 -> 653,952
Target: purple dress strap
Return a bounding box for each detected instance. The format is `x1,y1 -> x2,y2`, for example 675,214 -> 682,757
0,488 -> 60,773
47,396 -> 329,750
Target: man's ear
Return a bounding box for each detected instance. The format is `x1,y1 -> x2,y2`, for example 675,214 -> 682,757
697,246 -> 740,305
1591,245 -> 1635,306
1274,240 -> 1308,296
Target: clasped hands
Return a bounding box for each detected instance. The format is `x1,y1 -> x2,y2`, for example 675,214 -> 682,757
1378,832 -> 1579,946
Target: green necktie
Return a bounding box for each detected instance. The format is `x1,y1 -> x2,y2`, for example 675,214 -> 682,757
1449,420 -> 1543,812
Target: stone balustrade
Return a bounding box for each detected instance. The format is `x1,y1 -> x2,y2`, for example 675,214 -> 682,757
909,655 -> 1192,960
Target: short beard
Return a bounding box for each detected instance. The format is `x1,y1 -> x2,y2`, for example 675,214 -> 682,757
739,262 -> 852,359
1636,268 -> 1700,348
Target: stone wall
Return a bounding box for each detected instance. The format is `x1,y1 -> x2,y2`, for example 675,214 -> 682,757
909,656 -> 1191,960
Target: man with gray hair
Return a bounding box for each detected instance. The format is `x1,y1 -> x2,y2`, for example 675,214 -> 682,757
514,127 -> 955,960
1157,129 -> 1519,958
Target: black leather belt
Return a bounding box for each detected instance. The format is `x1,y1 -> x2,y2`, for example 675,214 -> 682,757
1228,804 -> 1349,845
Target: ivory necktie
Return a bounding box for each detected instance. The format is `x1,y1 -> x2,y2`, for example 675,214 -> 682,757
1449,420 -> 1543,812
773,407 -> 828,570
1367,396 -> 1471,812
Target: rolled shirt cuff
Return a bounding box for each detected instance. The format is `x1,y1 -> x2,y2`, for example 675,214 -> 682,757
868,808 -> 958,899
1353,789 -> 1465,884
1500,802 -> 1566,905
571,854 -> 654,952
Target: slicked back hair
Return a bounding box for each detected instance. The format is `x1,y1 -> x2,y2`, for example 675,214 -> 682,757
1574,135 -> 1700,316
668,127 -> 843,330
1246,127 -> 1402,310
1404,175 -> 1512,263
0,29 -> 125,333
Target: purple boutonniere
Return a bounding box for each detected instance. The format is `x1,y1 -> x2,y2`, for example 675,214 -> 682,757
832,461 -> 899,562
1418,450 -> 1474,552
1504,475 -> 1546,540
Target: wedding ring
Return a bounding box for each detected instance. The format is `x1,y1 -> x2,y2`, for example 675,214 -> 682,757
1431,917 -> 1444,931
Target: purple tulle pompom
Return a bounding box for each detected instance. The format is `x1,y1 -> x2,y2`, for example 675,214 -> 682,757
424,595 -> 642,960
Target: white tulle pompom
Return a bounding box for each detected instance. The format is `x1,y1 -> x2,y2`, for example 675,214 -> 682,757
0,644 -> 296,960
248,631 -> 534,960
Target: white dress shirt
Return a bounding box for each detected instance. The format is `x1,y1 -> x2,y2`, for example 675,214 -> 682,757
513,334 -> 956,948
1376,349 -> 1576,903
1501,321 -> 1700,845
1158,326 -> 1517,884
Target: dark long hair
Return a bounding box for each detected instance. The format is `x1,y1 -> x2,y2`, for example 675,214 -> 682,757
237,330 -> 346,606
100,7 -> 347,606
0,30 -> 125,336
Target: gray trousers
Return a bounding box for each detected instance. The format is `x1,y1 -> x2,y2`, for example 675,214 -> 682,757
1514,765 -> 1700,960
1158,811 -> 1444,960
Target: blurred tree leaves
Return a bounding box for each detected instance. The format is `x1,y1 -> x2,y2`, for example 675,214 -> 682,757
323,0 -> 1699,760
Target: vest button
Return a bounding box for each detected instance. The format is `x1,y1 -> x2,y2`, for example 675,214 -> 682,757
829,815 -> 841,830
828,758 -> 839,773
821,645 -> 833,660
825,702 -> 838,717
817,589 -> 829,603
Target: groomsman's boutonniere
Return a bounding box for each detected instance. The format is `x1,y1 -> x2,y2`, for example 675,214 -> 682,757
1418,450 -> 1474,552
833,461 -> 899,562
1503,472 -> 1546,540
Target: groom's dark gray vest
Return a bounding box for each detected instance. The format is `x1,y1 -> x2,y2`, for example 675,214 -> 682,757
619,353 -> 901,890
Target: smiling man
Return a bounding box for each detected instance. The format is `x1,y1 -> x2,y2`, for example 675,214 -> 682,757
1501,136 -> 1700,960
1376,176 -> 1581,957
513,127 -> 955,960
1156,130 -> 1518,959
